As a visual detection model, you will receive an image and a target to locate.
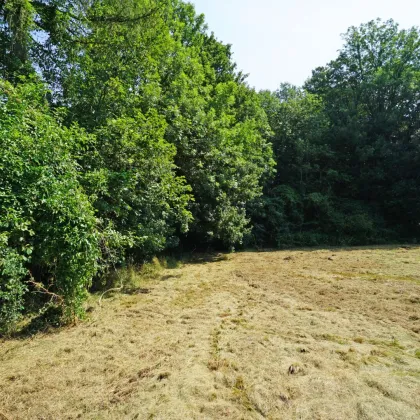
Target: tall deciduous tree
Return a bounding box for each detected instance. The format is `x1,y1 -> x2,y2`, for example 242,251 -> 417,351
307,19 -> 420,237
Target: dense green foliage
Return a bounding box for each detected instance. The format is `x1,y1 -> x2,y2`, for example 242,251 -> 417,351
1,1 -> 419,333
0,0 -> 273,332
254,20 -> 420,247
0,79 -> 100,332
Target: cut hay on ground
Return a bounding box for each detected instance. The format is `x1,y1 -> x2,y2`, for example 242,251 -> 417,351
1,246 -> 419,419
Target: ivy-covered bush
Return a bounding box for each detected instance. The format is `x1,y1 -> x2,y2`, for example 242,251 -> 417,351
0,79 -> 100,332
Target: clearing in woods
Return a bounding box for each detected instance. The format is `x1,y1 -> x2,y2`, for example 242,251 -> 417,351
0,246 -> 420,419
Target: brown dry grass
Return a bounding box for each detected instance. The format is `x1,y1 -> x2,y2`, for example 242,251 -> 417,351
1,246 -> 420,419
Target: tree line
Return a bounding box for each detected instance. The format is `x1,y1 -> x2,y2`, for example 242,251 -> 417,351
1,0 -> 419,333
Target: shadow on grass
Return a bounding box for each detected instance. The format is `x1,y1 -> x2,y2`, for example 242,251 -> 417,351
184,252 -> 231,265
241,243 -> 420,254
6,305 -> 64,340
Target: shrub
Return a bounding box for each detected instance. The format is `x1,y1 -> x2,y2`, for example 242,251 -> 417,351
0,79 -> 100,332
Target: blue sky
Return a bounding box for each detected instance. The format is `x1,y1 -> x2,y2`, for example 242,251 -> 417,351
191,0 -> 420,91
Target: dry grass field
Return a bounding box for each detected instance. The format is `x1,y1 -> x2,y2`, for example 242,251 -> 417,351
1,246 -> 419,419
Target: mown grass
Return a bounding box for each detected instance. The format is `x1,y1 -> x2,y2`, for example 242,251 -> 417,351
0,245 -> 419,419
